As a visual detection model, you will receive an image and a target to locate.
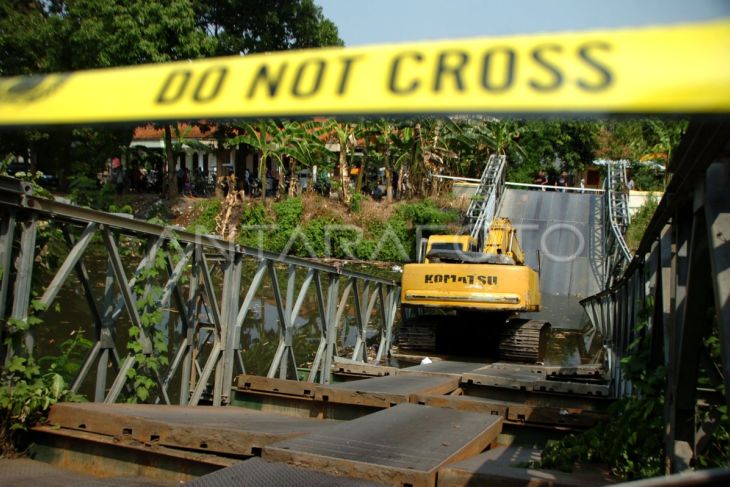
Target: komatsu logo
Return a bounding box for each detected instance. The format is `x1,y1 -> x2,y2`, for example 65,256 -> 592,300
424,274 -> 498,285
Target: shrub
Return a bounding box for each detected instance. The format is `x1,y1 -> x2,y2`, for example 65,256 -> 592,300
349,192 -> 365,213
626,196 -> 658,252
187,199 -> 221,234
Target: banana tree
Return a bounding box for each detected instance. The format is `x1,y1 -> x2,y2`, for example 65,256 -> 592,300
320,119 -> 356,204
228,120 -> 284,202
278,121 -> 329,197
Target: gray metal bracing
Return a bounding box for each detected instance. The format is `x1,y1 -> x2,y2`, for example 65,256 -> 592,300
0,175 -> 398,406
604,161 -> 633,287
464,154 -> 507,242
579,122 -> 730,472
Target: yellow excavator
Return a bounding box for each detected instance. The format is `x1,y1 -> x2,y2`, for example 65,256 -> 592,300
399,155 -> 549,362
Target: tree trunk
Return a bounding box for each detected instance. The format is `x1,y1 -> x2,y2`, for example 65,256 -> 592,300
288,158 -> 298,197
385,166 -> 393,203
259,154 -> 267,203
339,145 -> 350,204
397,165 -> 405,198
278,160 -> 286,198
355,158 -> 366,193
356,139 -> 368,193
215,144 -> 225,198
164,124 -> 178,199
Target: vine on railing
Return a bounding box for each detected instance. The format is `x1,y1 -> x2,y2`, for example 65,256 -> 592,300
126,235 -> 181,403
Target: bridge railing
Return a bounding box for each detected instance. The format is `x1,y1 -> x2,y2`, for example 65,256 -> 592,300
463,154 -> 507,243
579,122 -> 730,471
0,176 -> 399,406
603,161 -> 633,287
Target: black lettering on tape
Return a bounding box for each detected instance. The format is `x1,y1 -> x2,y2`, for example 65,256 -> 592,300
247,63 -> 288,98
389,52 -> 423,94
193,66 -> 228,103
481,47 -> 516,92
292,58 -> 326,98
156,69 -> 192,104
434,50 -> 469,92
337,55 -> 363,95
577,42 -> 612,91
529,44 -> 563,92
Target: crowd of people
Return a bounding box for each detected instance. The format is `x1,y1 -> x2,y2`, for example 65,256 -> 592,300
532,170 -> 587,192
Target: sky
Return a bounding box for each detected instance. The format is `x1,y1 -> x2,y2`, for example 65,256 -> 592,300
317,0 -> 729,46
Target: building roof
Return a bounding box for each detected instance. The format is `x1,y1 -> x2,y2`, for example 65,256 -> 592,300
133,123 -> 218,140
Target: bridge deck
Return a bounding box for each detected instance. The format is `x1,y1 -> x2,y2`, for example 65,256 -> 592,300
437,445 -> 616,486
47,402 -> 338,457
0,458 -> 172,487
499,189 -> 605,329
263,403 -> 503,487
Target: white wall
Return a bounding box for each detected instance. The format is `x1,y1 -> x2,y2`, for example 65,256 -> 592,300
629,191 -> 661,216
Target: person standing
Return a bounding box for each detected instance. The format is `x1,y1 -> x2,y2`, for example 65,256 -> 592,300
112,157 -> 124,195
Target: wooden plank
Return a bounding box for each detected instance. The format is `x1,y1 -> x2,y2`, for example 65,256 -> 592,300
437,446 -> 617,486
264,404 -> 503,487
47,402 -> 336,457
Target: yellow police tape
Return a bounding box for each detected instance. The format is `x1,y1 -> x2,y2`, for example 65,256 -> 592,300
1,18 -> 729,126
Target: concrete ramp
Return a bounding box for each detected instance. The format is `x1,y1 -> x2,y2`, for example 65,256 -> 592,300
498,189 -> 605,329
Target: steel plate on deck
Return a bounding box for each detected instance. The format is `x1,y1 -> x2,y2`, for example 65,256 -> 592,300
47,402 -> 337,456
403,361 -> 489,376
411,394 -> 606,428
0,458 -> 172,487
264,403 -> 503,487
187,457 -> 384,487
437,446 -> 616,486
319,374 -> 460,408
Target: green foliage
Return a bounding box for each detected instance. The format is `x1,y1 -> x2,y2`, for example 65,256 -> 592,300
272,198 -> 304,227
1,0 -> 342,185
126,235 -> 177,403
630,163 -> 665,192
349,192 -> 365,213
595,120 -> 687,162
187,198 -> 222,233
396,199 -> 457,226
0,302 -> 89,454
540,309 -> 665,480
540,298 -> 729,479
232,196 -> 456,262
626,196 -> 659,252
68,176 -> 101,206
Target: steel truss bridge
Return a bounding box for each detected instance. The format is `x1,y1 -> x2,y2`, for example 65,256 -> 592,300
0,121 -> 729,479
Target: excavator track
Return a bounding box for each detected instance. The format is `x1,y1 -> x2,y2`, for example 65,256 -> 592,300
397,317 -> 438,351
397,313 -> 551,364
498,319 -> 551,363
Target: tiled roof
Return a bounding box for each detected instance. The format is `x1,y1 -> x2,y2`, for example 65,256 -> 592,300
133,123 -> 218,140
